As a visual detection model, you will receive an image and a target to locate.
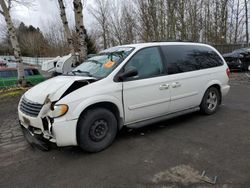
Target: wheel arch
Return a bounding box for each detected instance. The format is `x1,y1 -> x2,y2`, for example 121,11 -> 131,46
75,99 -> 124,134
202,81 -> 222,105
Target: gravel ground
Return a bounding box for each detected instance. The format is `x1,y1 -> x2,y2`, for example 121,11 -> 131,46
0,73 -> 250,187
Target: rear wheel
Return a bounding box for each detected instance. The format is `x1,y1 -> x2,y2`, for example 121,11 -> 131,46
77,108 -> 117,152
200,87 -> 220,115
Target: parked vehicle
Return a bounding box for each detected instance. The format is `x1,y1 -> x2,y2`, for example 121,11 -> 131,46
0,58 -> 7,67
223,48 -> 250,71
41,56 -> 60,73
0,67 -> 44,88
18,42 -> 230,152
42,53 -> 79,76
0,58 -> 17,68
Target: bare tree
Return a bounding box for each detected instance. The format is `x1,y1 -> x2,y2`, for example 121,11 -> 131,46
73,0 -> 87,62
0,0 -> 25,86
121,2 -> 137,44
245,0 -> 249,45
85,0 -> 250,46
57,0 -> 76,59
89,0 -> 110,49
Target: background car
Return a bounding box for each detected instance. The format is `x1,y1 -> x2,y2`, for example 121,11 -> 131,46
223,48 -> 250,71
0,58 -> 7,67
0,67 -> 44,88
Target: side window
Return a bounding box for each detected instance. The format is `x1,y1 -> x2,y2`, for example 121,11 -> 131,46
161,45 -> 201,74
161,45 -> 224,75
0,70 -> 13,78
198,50 -> 224,69
11,70 -> 17,77
124,47 -> 164,80
24,69 -> 34,76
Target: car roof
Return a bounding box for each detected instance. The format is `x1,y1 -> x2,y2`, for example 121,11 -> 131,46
116,42 -> 213,50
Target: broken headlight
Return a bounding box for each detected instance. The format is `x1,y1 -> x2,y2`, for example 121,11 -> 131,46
50,104 -> 68,118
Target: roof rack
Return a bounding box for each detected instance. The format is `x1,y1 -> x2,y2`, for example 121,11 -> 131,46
152,39 -> 195,43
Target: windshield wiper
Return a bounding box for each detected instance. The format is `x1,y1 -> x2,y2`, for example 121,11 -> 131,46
87,59 -> 102,65
99,51 -> 125,61
71,70 -> 93,77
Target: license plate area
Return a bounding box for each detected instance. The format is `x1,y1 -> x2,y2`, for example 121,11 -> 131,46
23,116 -> 30,126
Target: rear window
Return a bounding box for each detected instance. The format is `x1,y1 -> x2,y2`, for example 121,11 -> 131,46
24,69 -> 34,76
32,69 -> 40,75
24,69 -> 40,76
160,45 -> 224,74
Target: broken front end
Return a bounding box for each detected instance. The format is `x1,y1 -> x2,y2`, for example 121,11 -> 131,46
18,77 -> 96,151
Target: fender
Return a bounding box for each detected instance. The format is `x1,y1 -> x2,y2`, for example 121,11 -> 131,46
68,95 -> 124,121
200,79 -> 222,103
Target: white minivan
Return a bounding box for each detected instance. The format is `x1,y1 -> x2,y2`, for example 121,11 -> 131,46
18,42 -> 230,152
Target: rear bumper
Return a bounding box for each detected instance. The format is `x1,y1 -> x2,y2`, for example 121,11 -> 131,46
221,85 -> 230,96
227,63 -> 243,70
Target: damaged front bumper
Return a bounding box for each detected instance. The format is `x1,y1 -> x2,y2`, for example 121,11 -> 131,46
18,101 -> 78,150
20,123 -> 51,151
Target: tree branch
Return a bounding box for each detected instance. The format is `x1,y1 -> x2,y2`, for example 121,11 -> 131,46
0,10 -> 3,15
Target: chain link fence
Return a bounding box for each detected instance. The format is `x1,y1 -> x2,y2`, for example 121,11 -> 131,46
0,56 -> 55,66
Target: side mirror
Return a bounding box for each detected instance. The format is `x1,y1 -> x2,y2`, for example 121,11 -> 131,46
118,66 -> 138,81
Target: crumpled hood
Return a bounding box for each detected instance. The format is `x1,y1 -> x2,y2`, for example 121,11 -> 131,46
24,75 -> 94,104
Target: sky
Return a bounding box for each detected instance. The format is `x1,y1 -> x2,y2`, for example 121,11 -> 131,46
5,0 -> 95,33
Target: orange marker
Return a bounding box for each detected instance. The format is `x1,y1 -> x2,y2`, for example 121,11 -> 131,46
104,60 -> 115,68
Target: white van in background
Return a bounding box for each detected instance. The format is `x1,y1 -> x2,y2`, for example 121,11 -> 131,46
18,42 -> 230,152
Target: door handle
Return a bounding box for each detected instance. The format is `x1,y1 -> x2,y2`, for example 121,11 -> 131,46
159,84 -> 169,90
172,82 -> 181,88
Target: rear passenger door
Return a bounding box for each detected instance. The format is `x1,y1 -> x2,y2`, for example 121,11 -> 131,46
160,45 -> 211,112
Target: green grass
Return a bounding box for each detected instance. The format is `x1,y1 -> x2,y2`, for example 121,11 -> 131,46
0,87 -> 27,99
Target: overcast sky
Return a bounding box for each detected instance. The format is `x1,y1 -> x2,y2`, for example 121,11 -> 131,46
7,0 -> 95,32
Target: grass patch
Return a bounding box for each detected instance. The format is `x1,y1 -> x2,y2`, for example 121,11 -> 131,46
0,87 -> 27,98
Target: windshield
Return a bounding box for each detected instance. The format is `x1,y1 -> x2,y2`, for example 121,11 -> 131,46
70,47 -> 134,78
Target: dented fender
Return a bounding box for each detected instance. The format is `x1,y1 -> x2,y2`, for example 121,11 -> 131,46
68,95 -> 124,121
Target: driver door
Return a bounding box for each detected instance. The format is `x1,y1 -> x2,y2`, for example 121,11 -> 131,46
122,47 -> 171,125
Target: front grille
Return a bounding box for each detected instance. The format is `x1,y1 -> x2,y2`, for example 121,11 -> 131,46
20,97 -> 43,117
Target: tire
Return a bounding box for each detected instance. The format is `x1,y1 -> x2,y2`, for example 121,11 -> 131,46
200,87 -> 220,115
26,81 -> 33,87
77,108 -> 118,152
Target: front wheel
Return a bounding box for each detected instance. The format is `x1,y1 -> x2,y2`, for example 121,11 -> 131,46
77,108 -> 118,152
200,87 -> 220,115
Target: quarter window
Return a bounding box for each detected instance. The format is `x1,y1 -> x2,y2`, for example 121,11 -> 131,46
124,47 -> 164,80
161,45 -> 224,74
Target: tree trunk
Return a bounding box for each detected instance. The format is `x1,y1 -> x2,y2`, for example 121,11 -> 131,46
235,0 -> 240,43
57,0 -> 76,62
245,0 -> 249,46
0,0 -> 25,86
73,0 -> 87,62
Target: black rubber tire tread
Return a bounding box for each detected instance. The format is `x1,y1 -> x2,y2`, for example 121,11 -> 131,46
200,87 -> 220,115
77,108 -> 117,152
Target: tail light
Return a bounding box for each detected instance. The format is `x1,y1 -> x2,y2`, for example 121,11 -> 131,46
226,68 -> 230,77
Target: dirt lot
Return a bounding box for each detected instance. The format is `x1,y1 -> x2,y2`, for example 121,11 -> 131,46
0,73 -> 250,187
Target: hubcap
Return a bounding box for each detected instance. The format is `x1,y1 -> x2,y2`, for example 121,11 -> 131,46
89,119 -> 108,142
206,91 -> 218,111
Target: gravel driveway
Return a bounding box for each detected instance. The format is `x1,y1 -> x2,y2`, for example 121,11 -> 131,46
0,73 -> 250,187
